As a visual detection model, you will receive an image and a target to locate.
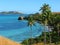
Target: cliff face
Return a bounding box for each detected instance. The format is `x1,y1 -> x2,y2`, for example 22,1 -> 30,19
0,36 -> 21,45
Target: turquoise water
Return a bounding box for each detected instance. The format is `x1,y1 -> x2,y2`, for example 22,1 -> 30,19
0,14 -> 47,43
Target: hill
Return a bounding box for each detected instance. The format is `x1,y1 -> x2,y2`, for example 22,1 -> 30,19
0,11 -> 23,14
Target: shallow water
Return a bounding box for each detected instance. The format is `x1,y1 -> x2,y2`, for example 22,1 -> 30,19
0,14 -> 45,42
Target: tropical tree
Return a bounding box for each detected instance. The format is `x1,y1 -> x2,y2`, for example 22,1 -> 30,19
27,15 -> 35,45
39,3 -> 52,45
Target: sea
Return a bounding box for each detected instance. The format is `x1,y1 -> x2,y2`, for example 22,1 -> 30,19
0,14 -> 48,43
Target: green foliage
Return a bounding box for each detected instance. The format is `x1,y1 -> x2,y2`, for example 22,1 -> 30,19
21,3 -> 60,45
28,15 -> 35,26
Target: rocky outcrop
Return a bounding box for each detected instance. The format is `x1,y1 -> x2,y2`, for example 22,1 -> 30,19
18,16 -> 28,20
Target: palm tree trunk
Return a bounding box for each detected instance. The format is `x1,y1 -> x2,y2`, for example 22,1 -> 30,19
44,20 -> 48,45
44,32 -> 46,45
49,32 -> 51,45
27,39 -> 28,45
30,26 -> 33,45
44,25 -> 46,45
48,26 -> 52,45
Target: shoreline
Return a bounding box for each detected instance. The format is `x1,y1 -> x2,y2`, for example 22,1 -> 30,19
0,36 -> 21,45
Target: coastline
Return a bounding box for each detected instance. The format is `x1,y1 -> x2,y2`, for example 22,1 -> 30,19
0,36 -> 21,45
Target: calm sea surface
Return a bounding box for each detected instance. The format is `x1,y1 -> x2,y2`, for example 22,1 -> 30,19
0,14 -> 47,43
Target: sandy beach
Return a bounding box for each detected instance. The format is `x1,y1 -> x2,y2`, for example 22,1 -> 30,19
0,36 -> 21,45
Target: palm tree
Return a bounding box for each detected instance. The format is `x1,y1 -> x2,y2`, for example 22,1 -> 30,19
20,15 -> 35,45
27,15 -> 35,45
39,3 -> 52,45
47,13 -> 53,45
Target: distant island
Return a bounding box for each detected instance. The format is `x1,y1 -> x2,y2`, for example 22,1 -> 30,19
0,11 -> 23,14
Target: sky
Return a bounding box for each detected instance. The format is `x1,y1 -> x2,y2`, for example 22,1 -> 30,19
0,0 -> 60,14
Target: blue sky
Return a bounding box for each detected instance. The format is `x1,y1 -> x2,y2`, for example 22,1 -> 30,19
0,0 -> 60,14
